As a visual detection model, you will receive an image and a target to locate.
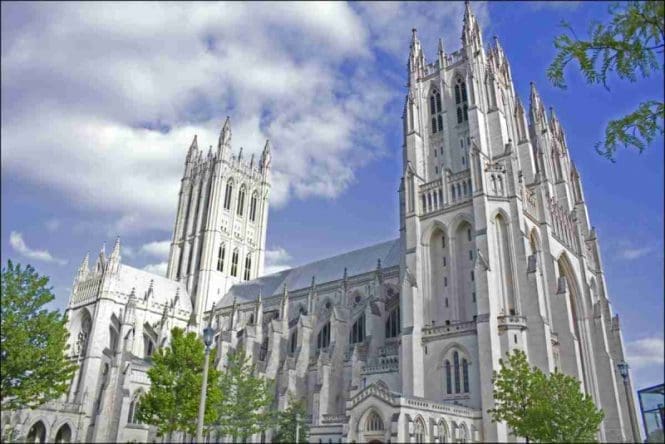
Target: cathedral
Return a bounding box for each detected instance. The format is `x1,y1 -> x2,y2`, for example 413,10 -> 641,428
2,4 -> 640,443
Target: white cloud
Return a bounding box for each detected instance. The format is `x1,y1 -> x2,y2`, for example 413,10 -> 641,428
626,337 -> 665,370
1,2 -> 391,234
619,247 -> 653,260
9,231 -> 67,265
263,247 -> 292,275
140,240 -> 172,260
143,262 -> 168,276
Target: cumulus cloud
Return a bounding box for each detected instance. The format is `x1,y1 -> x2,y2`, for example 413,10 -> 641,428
140,240 -> 172,260
264,247 -> 292,275
626,337 -> 665,370
1,2 -> 398,235
9,231 -> 67,265
143,262 -> 168,276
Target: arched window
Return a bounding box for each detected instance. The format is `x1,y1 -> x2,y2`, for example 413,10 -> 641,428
445,359 -> 452,394
224,180 -> 233,210
454,351 -> 461,393
462,358 -> 470,393
438,420 -> 448,443
385,305 -> 401,338
244,253 -> 252,280
366,411 -> 384,431
109,326 -> 119,354
289,329 -> 298,354
350,313 -> 365,344
231,249 -> 239,277
144,334 -> 155,357
217,244 -> 225,272
54,423 -> 72,443
317,322 -> 331,349
128,390 -> 143,424
455,77 -> 468,124
414,418 -> 426,443
26,421 -> 46,444
249,192 -> 258,222
430,89 -> 444,134
237,185 -> 246,216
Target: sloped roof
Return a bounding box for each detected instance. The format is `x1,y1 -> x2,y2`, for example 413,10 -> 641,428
116,264 -> 192,312
218,238 -> 400,307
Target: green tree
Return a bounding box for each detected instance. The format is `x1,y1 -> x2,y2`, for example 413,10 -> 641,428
216,347 -> 275,442
272,394 -> 309,443
1,260 -> 77,410
547,1 -> 664,160
136,327 -> 221,440
488,350 -> 604,443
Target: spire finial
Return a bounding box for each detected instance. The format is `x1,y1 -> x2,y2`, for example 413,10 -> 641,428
218,116 -> 231,150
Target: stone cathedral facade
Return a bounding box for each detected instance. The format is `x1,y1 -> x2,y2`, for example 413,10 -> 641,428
2,4 -> 640,443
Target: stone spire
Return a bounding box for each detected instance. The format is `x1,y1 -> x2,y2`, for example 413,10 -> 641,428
281,283 -> 289,319
462,0 -> 483,52
307,276 -> 317,315
107,236 -> 121,274
529,82 -> 548,130
437,37 -> 446,68
95,242 -> 106,273
408,28 -> 425,82
260,139 -> 272,173
78,253 -> 90,277
218,116 -> 231,152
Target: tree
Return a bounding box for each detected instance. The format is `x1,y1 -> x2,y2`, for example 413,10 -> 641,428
1,260 -> 77,410
488,350 -> 604,443
216,346 -> 275,442
136,327 -> 221,440
547,1 -> 664,160
272,394 -> 309,443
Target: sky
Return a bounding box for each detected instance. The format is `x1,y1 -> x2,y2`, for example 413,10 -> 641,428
2,1 -> 663,401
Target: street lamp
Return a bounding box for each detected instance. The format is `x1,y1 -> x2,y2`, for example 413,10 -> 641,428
617,361 -> 640,442
196,305 -> 216,443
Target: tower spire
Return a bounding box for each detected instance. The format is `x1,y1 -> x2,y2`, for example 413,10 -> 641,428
260,139 -> 272,173
217,116 -> 231,154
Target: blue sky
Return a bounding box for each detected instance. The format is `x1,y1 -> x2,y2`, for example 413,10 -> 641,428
2,1 -> 662,395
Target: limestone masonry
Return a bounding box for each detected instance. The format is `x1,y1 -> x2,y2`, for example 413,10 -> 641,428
2,4 -> 640,443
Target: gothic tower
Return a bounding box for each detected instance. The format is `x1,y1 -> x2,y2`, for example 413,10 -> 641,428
398,2 -> 637,441
166,117 -> 272,326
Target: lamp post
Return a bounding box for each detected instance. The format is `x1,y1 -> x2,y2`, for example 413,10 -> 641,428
295,413 -> 300,444
617,361 -> 639,442
196,309 -> 215,443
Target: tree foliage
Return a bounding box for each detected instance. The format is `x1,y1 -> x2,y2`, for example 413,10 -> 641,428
547,1 -> 664,160
136,327 -> 221,439
0,260 -> 77,410
488,349 -> 604,443
272,394 -> 310,443
215,346 -> 275,442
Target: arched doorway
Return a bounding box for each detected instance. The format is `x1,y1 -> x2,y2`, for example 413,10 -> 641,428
54,424 -> 72,443
26,421 -> 46,444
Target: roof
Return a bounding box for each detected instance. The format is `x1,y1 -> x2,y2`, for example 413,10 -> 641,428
116,264 -> 192,312
218,238 -> 400,307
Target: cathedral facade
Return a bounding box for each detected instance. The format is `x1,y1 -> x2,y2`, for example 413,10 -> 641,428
2,4 -> 640,443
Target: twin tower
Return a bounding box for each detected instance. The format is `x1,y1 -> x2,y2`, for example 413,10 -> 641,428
165,117 -> 272,325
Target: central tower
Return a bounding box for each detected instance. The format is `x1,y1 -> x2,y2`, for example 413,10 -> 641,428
166,118 -> 272,326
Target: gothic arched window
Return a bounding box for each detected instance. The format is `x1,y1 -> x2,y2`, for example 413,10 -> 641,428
350,313 -> 365,344
289,330 -> 298,354
128,390 -> 143,424
454,351 -> 461,393
430,89 -> 444,134
244,253 -> 251,281
249,192 -> 258,222
217,244 -> 225,272
445,359 -> 452,394
385,305 -> 401,338
224,180 -> 234,210
415,418 -> 426,443
317,322 -> 331,349
455,77 -> 468,124
463,358 -> 470,393
231,249 -> 239,277
237,185 -> 246,216
366,411 -> 384,431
